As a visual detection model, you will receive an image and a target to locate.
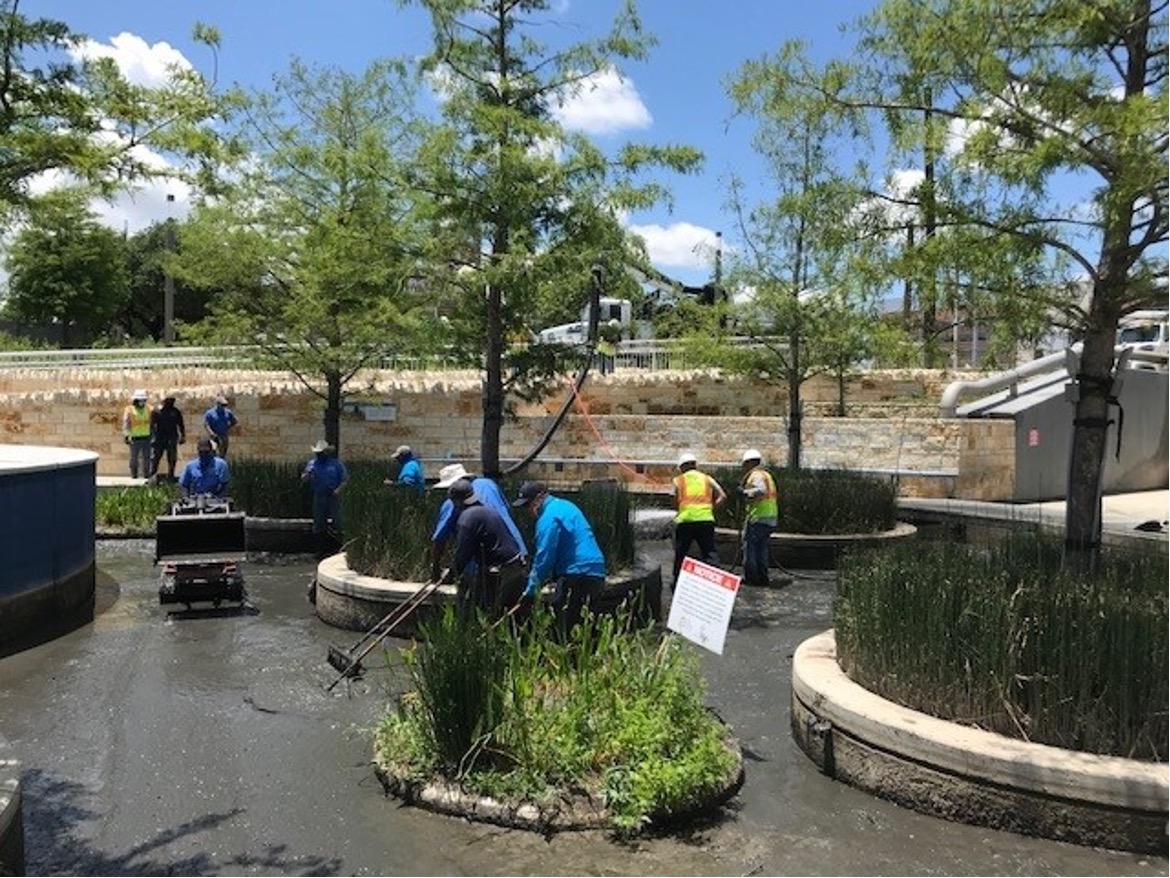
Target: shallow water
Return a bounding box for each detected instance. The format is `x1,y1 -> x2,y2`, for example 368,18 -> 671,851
0,540 -> 1163,876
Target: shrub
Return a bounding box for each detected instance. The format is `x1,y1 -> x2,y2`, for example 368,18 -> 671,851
711,466 -> 896,534
95,484 -> 177,530
375,604 -> 738,833
834,533 -> 1168,761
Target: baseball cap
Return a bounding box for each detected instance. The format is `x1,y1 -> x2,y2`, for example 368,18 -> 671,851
741,448 -> 762,464
513,480 -> 547,508
447,478 -> 478,506
132,389 -> 148,401
391,444 -> 412,460
215,395 -> 228,405
434,463 -> 469,489
677,452 -> 697,468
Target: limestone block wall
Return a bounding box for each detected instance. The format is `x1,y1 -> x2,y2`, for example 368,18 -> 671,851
0,367 -> 1013,499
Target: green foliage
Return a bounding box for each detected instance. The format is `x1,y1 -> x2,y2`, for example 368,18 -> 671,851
225,458 -> 314,519
375,605 -> 738,833
710,466 -> 896,534
0,6 -> 234,230
3,193 -> 130,346
404,0 -> 702,473
95,484 -> 178,530
835,534 -> 1168,760
344,468 -> 444,582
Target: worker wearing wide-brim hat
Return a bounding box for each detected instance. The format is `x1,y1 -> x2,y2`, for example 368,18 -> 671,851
671,451 -> 727,583
738,448 -> 778,587
302,439 -> 348,558
427,462 -> 526,584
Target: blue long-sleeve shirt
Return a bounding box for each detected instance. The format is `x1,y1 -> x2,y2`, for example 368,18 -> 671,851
396,457 -> 425,494
525,495 -> 606,597
179,455 -> 230,496
303,456 -> 348,496
432,476 -> 527,558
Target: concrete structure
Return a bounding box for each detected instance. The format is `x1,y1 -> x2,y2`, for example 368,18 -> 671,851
792,631 -> 1168,855
3,367 -> 1013,498
0,734 -> 20,876
0,445 -> 97,656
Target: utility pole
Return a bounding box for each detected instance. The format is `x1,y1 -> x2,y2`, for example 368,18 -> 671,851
163,193 -> 176,345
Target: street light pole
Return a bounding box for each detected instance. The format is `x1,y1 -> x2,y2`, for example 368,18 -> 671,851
163,193 -> 176,345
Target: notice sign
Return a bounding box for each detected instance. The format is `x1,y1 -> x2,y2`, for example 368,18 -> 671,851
667,557 -> 741,655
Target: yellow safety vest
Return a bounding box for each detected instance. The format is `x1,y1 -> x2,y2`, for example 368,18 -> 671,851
123,404 -> 151,438
674,470 -> 715,524
743,466 -> 778,522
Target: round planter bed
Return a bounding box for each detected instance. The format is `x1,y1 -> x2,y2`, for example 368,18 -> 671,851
374,723 -> 744,834
315,553 -> 664,635
714,522 -> 917,569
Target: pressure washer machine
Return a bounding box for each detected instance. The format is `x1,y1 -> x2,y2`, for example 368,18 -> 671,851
155,496 -> 248,608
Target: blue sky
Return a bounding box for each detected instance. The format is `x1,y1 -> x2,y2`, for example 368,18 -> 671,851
40,0 -> 880,286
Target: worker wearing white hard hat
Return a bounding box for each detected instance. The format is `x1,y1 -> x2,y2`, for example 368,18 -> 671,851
122,389 -> 153,478
739,449 -> 778,587
671,451 -> 727,582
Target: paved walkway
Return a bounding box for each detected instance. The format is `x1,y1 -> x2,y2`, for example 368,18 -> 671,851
900,489 -> 1168,542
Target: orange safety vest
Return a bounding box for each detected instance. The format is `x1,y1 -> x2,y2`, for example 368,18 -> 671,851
674,469 -> 715,524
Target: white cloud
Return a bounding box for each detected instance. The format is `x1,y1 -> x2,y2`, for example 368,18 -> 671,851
71,32 -> 191,88
551,68 -> 651,136
626,221 -> 720,270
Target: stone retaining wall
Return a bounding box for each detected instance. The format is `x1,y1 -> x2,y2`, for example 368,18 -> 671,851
1,367 -> 1018,499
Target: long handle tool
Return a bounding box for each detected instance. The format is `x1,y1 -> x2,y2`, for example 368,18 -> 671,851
324,578 -> 444,691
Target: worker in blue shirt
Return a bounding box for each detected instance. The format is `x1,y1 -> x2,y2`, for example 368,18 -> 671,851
301,440 -> 348,555
386,445 -> 425,494
429,463 -> 527,581
444,479 -> 526,617
203,395 -> 239,457
512,480 -> 606,638
179,438 -> 230,498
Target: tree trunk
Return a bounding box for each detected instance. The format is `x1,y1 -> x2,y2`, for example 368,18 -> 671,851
324,369 -> 343,453
787,331 -> 802,470
481,277 -> 504,478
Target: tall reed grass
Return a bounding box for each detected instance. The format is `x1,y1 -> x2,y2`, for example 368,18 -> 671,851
376,604 -> 738,832
835,533 -> 1168,760
711,466 -> 896,534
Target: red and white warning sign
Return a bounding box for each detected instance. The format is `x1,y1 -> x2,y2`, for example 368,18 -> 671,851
667,556 -> 741,655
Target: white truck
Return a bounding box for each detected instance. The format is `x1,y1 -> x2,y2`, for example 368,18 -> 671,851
537,297 -> 633,345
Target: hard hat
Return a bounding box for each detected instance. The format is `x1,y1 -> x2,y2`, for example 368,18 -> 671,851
132,389 -> 148,401
677,452 -> 697,468
742,448 -> 762,464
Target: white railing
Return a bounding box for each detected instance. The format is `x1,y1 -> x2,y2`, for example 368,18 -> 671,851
0,337 -> 773,373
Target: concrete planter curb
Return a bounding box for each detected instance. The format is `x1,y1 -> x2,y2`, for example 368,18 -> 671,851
714,521 -> 918,568
791,630 -> 1169,854
0,735 -> 23,877
315,554 -> 664,635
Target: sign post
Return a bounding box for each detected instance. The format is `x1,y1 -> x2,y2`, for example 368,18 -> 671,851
667,556 -> 740,655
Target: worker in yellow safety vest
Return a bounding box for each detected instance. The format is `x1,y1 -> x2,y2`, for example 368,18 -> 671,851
671,451 -> 727,582
738,448 -> 778,587
122,389 -> 153,478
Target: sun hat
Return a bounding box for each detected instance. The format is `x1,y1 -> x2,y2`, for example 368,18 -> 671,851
132,389 -> 148,401
741,448 -> 762,464
512,480 -> 548,508
434,463 -> 469,489
311,440 -> 331,453
677,451 -> 697,469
